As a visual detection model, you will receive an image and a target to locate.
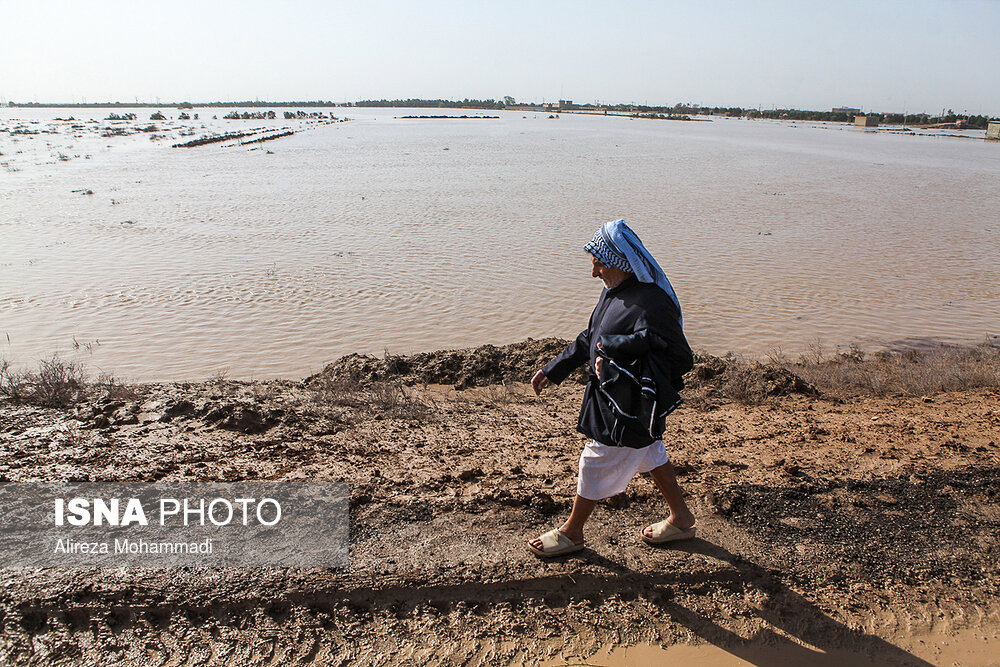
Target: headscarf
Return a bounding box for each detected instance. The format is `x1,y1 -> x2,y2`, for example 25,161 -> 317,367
584,219 -> 683,327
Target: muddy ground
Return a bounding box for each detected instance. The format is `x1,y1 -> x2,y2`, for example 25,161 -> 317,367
1,341 -> 999,665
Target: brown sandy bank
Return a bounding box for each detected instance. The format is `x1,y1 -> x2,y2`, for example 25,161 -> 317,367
1,340 -> 999,665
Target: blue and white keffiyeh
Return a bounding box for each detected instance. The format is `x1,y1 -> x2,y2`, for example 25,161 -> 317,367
584,219 -> 683,327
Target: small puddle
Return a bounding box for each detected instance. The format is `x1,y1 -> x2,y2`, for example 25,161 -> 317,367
543,626 -> 1000,667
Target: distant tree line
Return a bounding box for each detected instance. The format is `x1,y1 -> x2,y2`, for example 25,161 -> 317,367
601,104 -> 997,127
596,102 -> 746,116
8,100 -> 997,126
351,98 -> 505,109
749,109 -> 854,122
746,108 -> 994,127
879,112 -> 992,128
189,101 -> 337,108
8,101 -> 339,108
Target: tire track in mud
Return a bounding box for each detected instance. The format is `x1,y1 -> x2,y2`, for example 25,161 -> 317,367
4,498 -> 1000,665
9,598 -> 993,667
4,529 -> 998,666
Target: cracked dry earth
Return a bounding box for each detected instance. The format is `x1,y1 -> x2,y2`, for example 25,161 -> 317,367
1,370 -> 999,665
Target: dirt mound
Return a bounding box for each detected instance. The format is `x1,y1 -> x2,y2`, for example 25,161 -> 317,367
202,402 -> 283,434
306,337 -> 583,389
306,341 -> 819,401
688,354 -> 819,402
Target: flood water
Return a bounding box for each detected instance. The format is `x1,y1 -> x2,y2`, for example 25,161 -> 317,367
2,107 -> 999,381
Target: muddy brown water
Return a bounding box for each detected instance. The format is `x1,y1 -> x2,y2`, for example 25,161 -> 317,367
2,108 -> 999,381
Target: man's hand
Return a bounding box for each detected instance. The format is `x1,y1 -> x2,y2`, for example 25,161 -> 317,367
595,341 -> 603,379
531,369 -> 551,396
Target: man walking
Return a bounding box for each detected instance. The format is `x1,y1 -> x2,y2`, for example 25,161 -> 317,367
528,219 -> 696,557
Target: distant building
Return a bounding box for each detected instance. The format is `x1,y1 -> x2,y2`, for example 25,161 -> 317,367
854,115 -> 879,127
833,107 -> 862,115
988,121 -> 1000,141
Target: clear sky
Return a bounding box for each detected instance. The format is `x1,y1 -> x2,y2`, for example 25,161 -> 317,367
3,0 -> 998,115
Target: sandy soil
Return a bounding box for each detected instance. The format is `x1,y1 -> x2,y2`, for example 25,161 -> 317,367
1,341 -> 999,665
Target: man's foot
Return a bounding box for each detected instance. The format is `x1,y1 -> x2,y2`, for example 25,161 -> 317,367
641,509 -> 694,538
528,529 -> 585,558
641,518 -> 696,545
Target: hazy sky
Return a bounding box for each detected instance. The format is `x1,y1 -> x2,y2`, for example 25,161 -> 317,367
3,0 -> 998,114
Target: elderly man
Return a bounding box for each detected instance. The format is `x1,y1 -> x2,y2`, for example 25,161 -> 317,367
528,219 -> 696,557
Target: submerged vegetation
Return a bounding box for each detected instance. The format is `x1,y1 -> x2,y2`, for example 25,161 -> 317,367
171,130 -> 253,148
632,112 -> 698,121
224,110 -> 277,120
241,130 -> 294,145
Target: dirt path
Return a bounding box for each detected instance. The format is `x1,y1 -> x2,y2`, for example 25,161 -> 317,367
1,345 -> 999,665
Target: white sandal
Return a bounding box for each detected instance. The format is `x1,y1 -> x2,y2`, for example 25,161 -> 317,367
641,519 -> 696,545
528,529 -> 585,557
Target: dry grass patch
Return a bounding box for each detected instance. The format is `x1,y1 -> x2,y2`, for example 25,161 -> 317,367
0,355 -> 88,407
1,356 -> 146,408
307,374 -> 364,408
783,342 -> 1000,399
684,353 -> 818,407
472,383 -> 535,407
93,372 -> 144,403
307,373 -> 436,419
683,341 -> 1000,406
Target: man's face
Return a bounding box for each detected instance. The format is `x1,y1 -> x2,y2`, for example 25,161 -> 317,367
590,254 -> 613,287
590,253 -> 631,289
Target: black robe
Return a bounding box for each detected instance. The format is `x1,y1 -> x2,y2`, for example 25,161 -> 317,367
542,275 -> 693,448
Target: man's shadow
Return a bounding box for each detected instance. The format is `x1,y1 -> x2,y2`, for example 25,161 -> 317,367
577,538 -> 934,667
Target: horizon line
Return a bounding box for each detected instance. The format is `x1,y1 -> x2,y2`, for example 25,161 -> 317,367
2,99 -> 996,118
